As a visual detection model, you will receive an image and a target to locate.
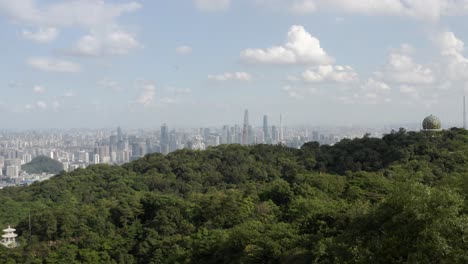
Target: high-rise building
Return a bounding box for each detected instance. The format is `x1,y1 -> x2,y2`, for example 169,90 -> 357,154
117,126 -> 123,142
248,125 -> 254,145
233,125 -> 240,144
94,154 -> 100,164
160,124 -> 170,154
242,109 -> 249,145
263,115 -> 270,144
6,165 -> 19,178
62,162 -> 69,172
22,154 -> 32,164
221,125 -> 229,144
146,138 -> 153,154
272,125 -> 279,143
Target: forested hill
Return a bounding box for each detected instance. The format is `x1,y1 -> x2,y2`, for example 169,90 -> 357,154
0,128 -> 467,263
21,155 -> 64,174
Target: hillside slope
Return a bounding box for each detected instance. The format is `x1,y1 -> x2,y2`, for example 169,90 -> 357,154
21,155 -> 63,174
0,129 -> 467,263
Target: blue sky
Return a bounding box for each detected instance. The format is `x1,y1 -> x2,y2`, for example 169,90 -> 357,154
1,0 -> 468,128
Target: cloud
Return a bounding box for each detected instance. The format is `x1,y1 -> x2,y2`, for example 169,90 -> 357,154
137,84 -> 156,107
32,85 -> 45,94
105,31 -> 141,55
400,85 -> 417,95
27,57 -> 81,73
208,72 -> 252,81
290,0 -> 316,14
375,52 -> 434,85
22,27 -> 58,43
282,85 -> 305,99
0,0 -> 141,29
176,45 -> 193,55
336,79 -> 391,105
72,35 -> 101,56
256,0 -> 468,20
361,78 -> 391,92
302,65 -> 358,83
241,25 -> 333,65
72,31 -> 141,56
436,31 -> 468,81
194,0 -> 230,11
0,1 -> 142,56
277,0 -> 468,20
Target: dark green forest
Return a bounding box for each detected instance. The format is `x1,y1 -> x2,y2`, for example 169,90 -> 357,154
0,128 -> 467,263
21,156 -> 64,175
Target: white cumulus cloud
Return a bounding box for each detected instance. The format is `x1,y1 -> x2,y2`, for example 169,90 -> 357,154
361,78 -> 391,92
0,0 -> 141,29
284,0 -> 468,20
27,57 -> 81,73
302,65 -> 358,83
0,1 -> 142,56
72,31 -> 141,56
375,52 -> 434,85
436,31 -> 468,81
241,25 -> 333,65
208,72 -> 252,81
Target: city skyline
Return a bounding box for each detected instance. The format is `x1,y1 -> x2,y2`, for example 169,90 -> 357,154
0,109 -> 450,188
2,1 -> 468,128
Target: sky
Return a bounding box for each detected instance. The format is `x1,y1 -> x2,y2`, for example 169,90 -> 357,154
1,0 -> 468,129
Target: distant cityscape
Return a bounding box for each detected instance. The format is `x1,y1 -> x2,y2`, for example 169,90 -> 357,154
0,109 -> 425,188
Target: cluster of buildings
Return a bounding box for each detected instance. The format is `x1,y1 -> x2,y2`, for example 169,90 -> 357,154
0,110 -> 390,188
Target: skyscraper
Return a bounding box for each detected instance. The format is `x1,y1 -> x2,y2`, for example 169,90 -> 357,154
242,109 -> 249,145
160,123 -> 169,155
272,125 -> 279,144
222,125 -> 229,144
117,126 -> 123,142
263,115 -> 270,144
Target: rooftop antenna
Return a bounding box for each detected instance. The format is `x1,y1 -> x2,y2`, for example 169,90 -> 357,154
464,96 -> 466,129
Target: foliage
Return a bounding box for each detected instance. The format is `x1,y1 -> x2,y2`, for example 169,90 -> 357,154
0,129 -> 467,263
21,156 -> 64,175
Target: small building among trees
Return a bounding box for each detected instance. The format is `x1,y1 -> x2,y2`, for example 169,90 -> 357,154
1,226 -> 18,248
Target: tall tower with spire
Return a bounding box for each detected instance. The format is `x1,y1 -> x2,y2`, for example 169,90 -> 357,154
242,109 -> 249,145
